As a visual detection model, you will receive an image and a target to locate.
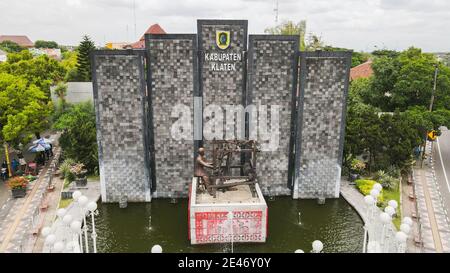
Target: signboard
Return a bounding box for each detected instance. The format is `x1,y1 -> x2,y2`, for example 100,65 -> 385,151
428,130 -> 437,141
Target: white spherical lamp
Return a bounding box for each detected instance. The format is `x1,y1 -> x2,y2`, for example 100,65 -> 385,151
70,220 -> 82,234
72,190 -> 82,201
370,189 -> 380,198
364,195 -> 375,205
151,244 -> 163,253
312,240 -> 323,253
56,208 -> 66,219
53,241 -> 64,253
373,183 -> 383,191
379,212 -> 391,224
400,223 -> 411,234
294,249 -> 304,253
395,231 -> 407,243
63,214 -> 73,225
87,201 -> 97,212
41,227 -> 51,238
45,234 -> 56,245
402,217 -> 413,226
384,206 -> 396,216
388,200 -> 398,209
78,195 -> 88,207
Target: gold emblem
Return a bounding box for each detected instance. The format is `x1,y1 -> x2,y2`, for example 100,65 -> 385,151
216,30 -> 230,50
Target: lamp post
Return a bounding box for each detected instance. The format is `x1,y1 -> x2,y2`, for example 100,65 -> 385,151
363,195 -> 375,253
294,249 -> 304,253
70,220 -> 82,253
87,201 -> 98,253
379,212 -> 391,251
77,195 -> 89,253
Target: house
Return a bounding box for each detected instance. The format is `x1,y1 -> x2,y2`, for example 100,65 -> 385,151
129,24 -> 166,49
0,49 -> 7,62
0,35 -> 34,48
29,48 -> 62,60
350,60 -> 373,81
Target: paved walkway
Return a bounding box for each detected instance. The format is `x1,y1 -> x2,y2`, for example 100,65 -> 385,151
413,141 -> 450,252
340,180 -> 398,252
400,171 -> 422,253
0,140 -> 61,253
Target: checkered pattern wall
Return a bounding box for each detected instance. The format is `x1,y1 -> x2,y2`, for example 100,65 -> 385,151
294,51 -> 351,199
247,36 -> 298,196
146,35 -> 197,198
198,20 -> 247,142
92,51 -> 151,202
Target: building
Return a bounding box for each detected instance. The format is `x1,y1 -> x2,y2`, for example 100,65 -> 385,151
0,35 -> 34,48
29,48 -> 62,60
0,49 -> 7,62
350,60 -> 373,80
105,42 -> 129,50
129,24 -> 166,49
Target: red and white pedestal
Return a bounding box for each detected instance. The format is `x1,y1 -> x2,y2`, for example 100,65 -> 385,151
188,177 -> 268,244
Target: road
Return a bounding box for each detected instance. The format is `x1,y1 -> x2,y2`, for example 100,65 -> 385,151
433,126 -> 450,223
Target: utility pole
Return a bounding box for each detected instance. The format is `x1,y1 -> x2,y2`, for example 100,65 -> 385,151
421,64 -> 439,167
274,0 -> 279,24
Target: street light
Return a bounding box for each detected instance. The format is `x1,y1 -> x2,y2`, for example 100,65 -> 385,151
72,191 -> 82,201
76,195 -> 89,253
384,206 -> 395,217
151,244 -> 163,253
400,223 -> 411,235
45,234 -> 56,252
294,249 -> 304,253
379,212 -> 391,252
388,200 -> 398,209
395,231 -> 407,253
363,195 -> 375,253
87,201 -> 98,253
373,183 -> 382,192
70,220 -> 83,252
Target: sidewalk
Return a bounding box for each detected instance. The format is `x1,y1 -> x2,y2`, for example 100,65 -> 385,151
413,141 -> 450,252
0,133 -> 61,253
340,180 -> 398,252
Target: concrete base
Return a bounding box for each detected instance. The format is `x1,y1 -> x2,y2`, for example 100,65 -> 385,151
188,177 -> 267,245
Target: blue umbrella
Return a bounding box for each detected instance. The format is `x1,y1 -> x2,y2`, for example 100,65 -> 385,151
28,143 -> 50,153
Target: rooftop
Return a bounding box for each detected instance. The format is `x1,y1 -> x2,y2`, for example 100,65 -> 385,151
0,35 -> 34,47
350,60 -> 373,80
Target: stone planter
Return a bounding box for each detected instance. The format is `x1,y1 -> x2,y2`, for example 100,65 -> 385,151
11,188 -> 27,198
75,176 -> 87,187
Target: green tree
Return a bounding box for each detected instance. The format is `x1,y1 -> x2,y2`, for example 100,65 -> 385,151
53,102 -> 98,173
0,50 -> 66,97
75,35 -> 96,82
60,50 -> 79,81
34,40 -> 59,49
0,73 -> 52,146
0,40 -> 25,53
265,20 -> 307,50
366,47 -> 450,111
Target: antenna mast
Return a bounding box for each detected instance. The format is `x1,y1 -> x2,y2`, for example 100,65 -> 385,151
133,0 -> 137,39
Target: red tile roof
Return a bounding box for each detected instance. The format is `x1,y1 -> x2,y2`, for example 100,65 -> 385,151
350,60 -> 373,80
0,35 -> 34,47
131,24 -> 166,49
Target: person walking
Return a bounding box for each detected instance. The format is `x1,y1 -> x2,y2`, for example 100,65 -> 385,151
1,161 -> 8,181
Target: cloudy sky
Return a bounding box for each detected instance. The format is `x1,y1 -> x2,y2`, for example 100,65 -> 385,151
0,0 -> 449,52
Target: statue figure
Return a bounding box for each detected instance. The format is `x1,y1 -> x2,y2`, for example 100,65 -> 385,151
195,147 -> 214,195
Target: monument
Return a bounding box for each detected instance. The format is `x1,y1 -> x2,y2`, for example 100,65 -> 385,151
91,19 -> 351,203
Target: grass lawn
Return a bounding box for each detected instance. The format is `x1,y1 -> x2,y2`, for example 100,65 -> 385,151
355,178 -> 402,230
59,198 -> 73,209
383,182 -> 401,229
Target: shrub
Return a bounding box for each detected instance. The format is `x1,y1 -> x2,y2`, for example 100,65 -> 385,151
350,158 -> 366,174
355,179 -> 384,204
380,175 -> 399,190
7,176 -> 29,190
59,158 -> 75,181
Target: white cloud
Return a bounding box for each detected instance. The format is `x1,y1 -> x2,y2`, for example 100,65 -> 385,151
0,0 -> 448,52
